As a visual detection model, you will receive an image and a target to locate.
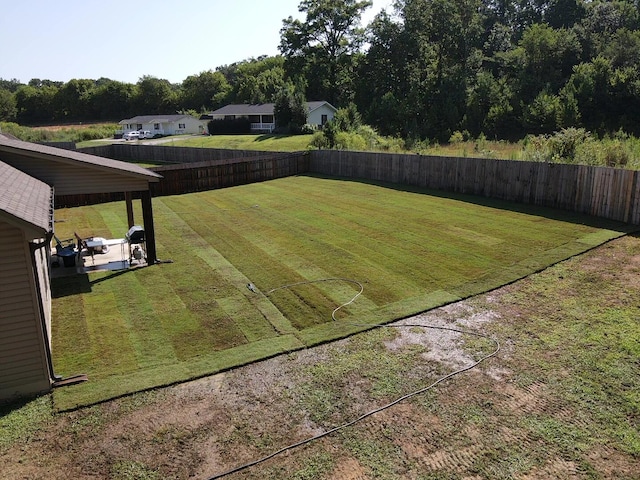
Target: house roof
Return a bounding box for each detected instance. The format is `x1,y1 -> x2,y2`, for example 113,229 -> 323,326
209,104 -> 277,116
307,101 -> 337,113
0,159 -> 53,236
0,134 -> 161,181
209,101 -> 337,116
119,114 -> 200,125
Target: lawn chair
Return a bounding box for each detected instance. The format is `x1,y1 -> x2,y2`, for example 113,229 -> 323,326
54,236 -> 77,267
74,232 -> 87,252
54,235 -> 74,250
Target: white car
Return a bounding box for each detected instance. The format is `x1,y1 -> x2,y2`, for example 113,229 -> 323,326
139,130 -> 154,139
123,131 -> 140,141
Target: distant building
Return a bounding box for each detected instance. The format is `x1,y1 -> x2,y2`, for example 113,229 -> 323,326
118,114 -> 206,137
203,101 -> 338,133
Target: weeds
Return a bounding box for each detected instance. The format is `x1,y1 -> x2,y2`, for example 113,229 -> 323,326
0,396 -> 52,452
1,121 -> 117,143
110,460 -> 160,480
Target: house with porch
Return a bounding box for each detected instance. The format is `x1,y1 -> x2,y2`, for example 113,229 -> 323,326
205,101 -> 337,133
118,114 -> 206,137
0,134 -> 161,403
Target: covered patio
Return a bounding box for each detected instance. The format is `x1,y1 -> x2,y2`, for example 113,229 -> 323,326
0,133 -> 162,401
0,134 -> 162,268
51,227 -> 148,276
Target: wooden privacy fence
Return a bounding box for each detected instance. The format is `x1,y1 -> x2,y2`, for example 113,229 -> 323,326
80,144 -> 276,164
67,145 -> 640,224
309,150 -> 640,224
55,152 -> 309,207
149,152 -> 310,196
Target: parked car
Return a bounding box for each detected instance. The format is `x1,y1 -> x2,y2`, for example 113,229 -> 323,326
139,130 -> 154,139
123,131 -> 140,141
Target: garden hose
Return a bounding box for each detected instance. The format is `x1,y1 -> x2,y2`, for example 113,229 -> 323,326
208,278 -> 500,479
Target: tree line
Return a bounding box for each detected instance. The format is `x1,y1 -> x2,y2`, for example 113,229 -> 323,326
2,0 -> 639,142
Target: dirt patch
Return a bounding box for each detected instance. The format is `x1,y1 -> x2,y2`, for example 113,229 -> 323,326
2,236 -> 639,479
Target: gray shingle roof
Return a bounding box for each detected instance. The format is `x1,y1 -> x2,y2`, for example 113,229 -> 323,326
0,134 -> 161,180
210,104 -> 277,116
119,114 -> 197,125
209,101 -> 336,116
307,101 -> 337,112
0,160 -> 53,234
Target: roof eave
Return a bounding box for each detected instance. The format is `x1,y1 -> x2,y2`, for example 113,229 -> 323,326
0,143 -> 163,181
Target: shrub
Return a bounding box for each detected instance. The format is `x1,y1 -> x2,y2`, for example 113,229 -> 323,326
603,142 -> 630,167
473,133 -> 490,154
207,118 -> 251,135
449,131 -> 465,144
522,134 -> 552,162
355,125 -> 379,150
300,123 -> 317,135
334,131 -> 367,151
378,136 -> 406,152
332,103 -> 362,132
548,127 -> 590,162
309,131 -> 330,149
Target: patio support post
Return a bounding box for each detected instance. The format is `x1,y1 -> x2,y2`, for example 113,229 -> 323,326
125,191 -> 135,228
140,190 -> 157,265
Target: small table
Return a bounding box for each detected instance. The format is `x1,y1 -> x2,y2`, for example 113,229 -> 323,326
84,238 -> 127,264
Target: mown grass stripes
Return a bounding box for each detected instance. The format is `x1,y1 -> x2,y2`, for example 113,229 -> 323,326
51,176 -> 632,409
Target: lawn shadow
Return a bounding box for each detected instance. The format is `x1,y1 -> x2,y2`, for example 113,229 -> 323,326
304,173 -> 640,233
255,134 -> 296,142
51,274 -> 91,299
88,268 -> 138,286
51,268 -> 140,298
0,394 -> 45,418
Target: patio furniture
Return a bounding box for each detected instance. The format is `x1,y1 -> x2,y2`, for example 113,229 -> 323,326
54,236 -> 77,267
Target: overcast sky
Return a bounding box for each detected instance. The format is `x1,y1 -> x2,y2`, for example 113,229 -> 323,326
0,0 -> 391,85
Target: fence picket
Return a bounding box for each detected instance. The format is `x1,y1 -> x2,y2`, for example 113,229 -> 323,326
63,146 -> 639,225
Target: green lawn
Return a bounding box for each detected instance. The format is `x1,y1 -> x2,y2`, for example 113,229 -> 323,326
166,133 -> 314,151
51,176 -> 632,410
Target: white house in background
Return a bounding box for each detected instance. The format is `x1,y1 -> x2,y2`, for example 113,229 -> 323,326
205,101 -> 338,133
118,114 -> 206,137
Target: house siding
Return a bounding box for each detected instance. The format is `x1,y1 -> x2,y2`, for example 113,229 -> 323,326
210,102 -> 336,129
0,222 -> 51,401
122,117 -> 205,136
163,117 -> 205,135
308,104 -> 336,127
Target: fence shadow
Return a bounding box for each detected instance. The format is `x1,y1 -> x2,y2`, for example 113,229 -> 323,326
72,145 -> 640,228
304,173 -> 639,233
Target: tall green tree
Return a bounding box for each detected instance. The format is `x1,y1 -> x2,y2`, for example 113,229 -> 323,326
515,23 -> 582,101
54,78 -> 96,121
0,88 -> 17,121
0,78 -> 23,92
356,11 -> 410,135
384,0 -> 484,140
180,70 -> 231,111
91,80 -> 136,120
465,70 -> 515,136
134,76 -> 178,114
14,84 -> 58,124
226,56 -> 287,104
280,0 -> 372,106
273,84 -> 308,133
544,0 -> 586,28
